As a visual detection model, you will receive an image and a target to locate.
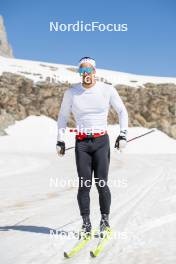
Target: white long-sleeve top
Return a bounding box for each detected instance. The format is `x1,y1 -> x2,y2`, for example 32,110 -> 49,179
57,81 -> 128,141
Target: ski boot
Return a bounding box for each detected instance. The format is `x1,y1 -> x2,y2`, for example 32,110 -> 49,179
79,215 -> 92,239
100,214 -> 110,238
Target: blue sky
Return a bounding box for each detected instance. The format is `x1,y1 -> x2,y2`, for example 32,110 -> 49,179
1,0 -> 176,76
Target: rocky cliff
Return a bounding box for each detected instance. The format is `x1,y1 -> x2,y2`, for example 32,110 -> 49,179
0,16 -> 13,58
0,72 -> 176,138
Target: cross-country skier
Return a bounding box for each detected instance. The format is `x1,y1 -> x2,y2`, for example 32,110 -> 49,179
56,57 -> 128,236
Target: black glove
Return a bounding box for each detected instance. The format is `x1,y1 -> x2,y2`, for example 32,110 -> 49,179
114,130 -> 127,150
56,141 -> 65,156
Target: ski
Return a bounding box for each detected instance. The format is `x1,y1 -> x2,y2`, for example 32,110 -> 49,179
64,230 -> 96,258
90,227 -> 112,257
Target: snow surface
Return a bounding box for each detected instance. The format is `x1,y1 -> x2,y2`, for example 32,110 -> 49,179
0,115 -> 176,154
1,56 -> 176,87
0,116 -> 176,264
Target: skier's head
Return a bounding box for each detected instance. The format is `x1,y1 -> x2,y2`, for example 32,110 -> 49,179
78,56 -> 96,85
79,57 -> 96,68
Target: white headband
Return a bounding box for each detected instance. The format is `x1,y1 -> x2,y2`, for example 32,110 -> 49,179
78,57 -> 96,67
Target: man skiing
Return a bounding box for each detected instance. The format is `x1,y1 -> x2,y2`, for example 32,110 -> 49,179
56,57 -> 128,236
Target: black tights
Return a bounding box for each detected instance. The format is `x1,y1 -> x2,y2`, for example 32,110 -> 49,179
75,134 -> 111,216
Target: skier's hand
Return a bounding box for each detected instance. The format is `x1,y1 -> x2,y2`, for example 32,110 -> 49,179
56,141 -> 65,156
114,130 -> 127,150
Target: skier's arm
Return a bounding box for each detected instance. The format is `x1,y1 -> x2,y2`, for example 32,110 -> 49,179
109,86 -> 128,132
57,89 -> 72,142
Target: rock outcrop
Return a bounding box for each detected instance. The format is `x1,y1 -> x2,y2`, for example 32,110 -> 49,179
0,72 -> 176,138
0,16 -> 13,58
115,83 -> 176,138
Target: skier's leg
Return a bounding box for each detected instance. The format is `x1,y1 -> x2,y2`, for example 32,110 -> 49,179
92,134 -> 111,215
75,139 -> 93,217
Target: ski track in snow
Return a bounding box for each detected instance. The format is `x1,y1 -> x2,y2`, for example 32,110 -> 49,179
0,154 -> 50,178
1,151 -> 176,264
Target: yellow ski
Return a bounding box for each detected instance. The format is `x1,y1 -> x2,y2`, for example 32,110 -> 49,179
64,230 -> 96,258
90,227 -> 112,257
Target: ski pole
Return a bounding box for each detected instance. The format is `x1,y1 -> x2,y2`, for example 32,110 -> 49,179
65,129 -> 155,151
66,146 -> 75,151
127,129 -> 155,143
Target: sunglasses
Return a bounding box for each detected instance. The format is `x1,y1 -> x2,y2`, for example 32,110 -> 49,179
79,67 -> 95,74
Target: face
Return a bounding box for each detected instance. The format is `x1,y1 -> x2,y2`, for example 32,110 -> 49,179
79,63 -> 96,85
